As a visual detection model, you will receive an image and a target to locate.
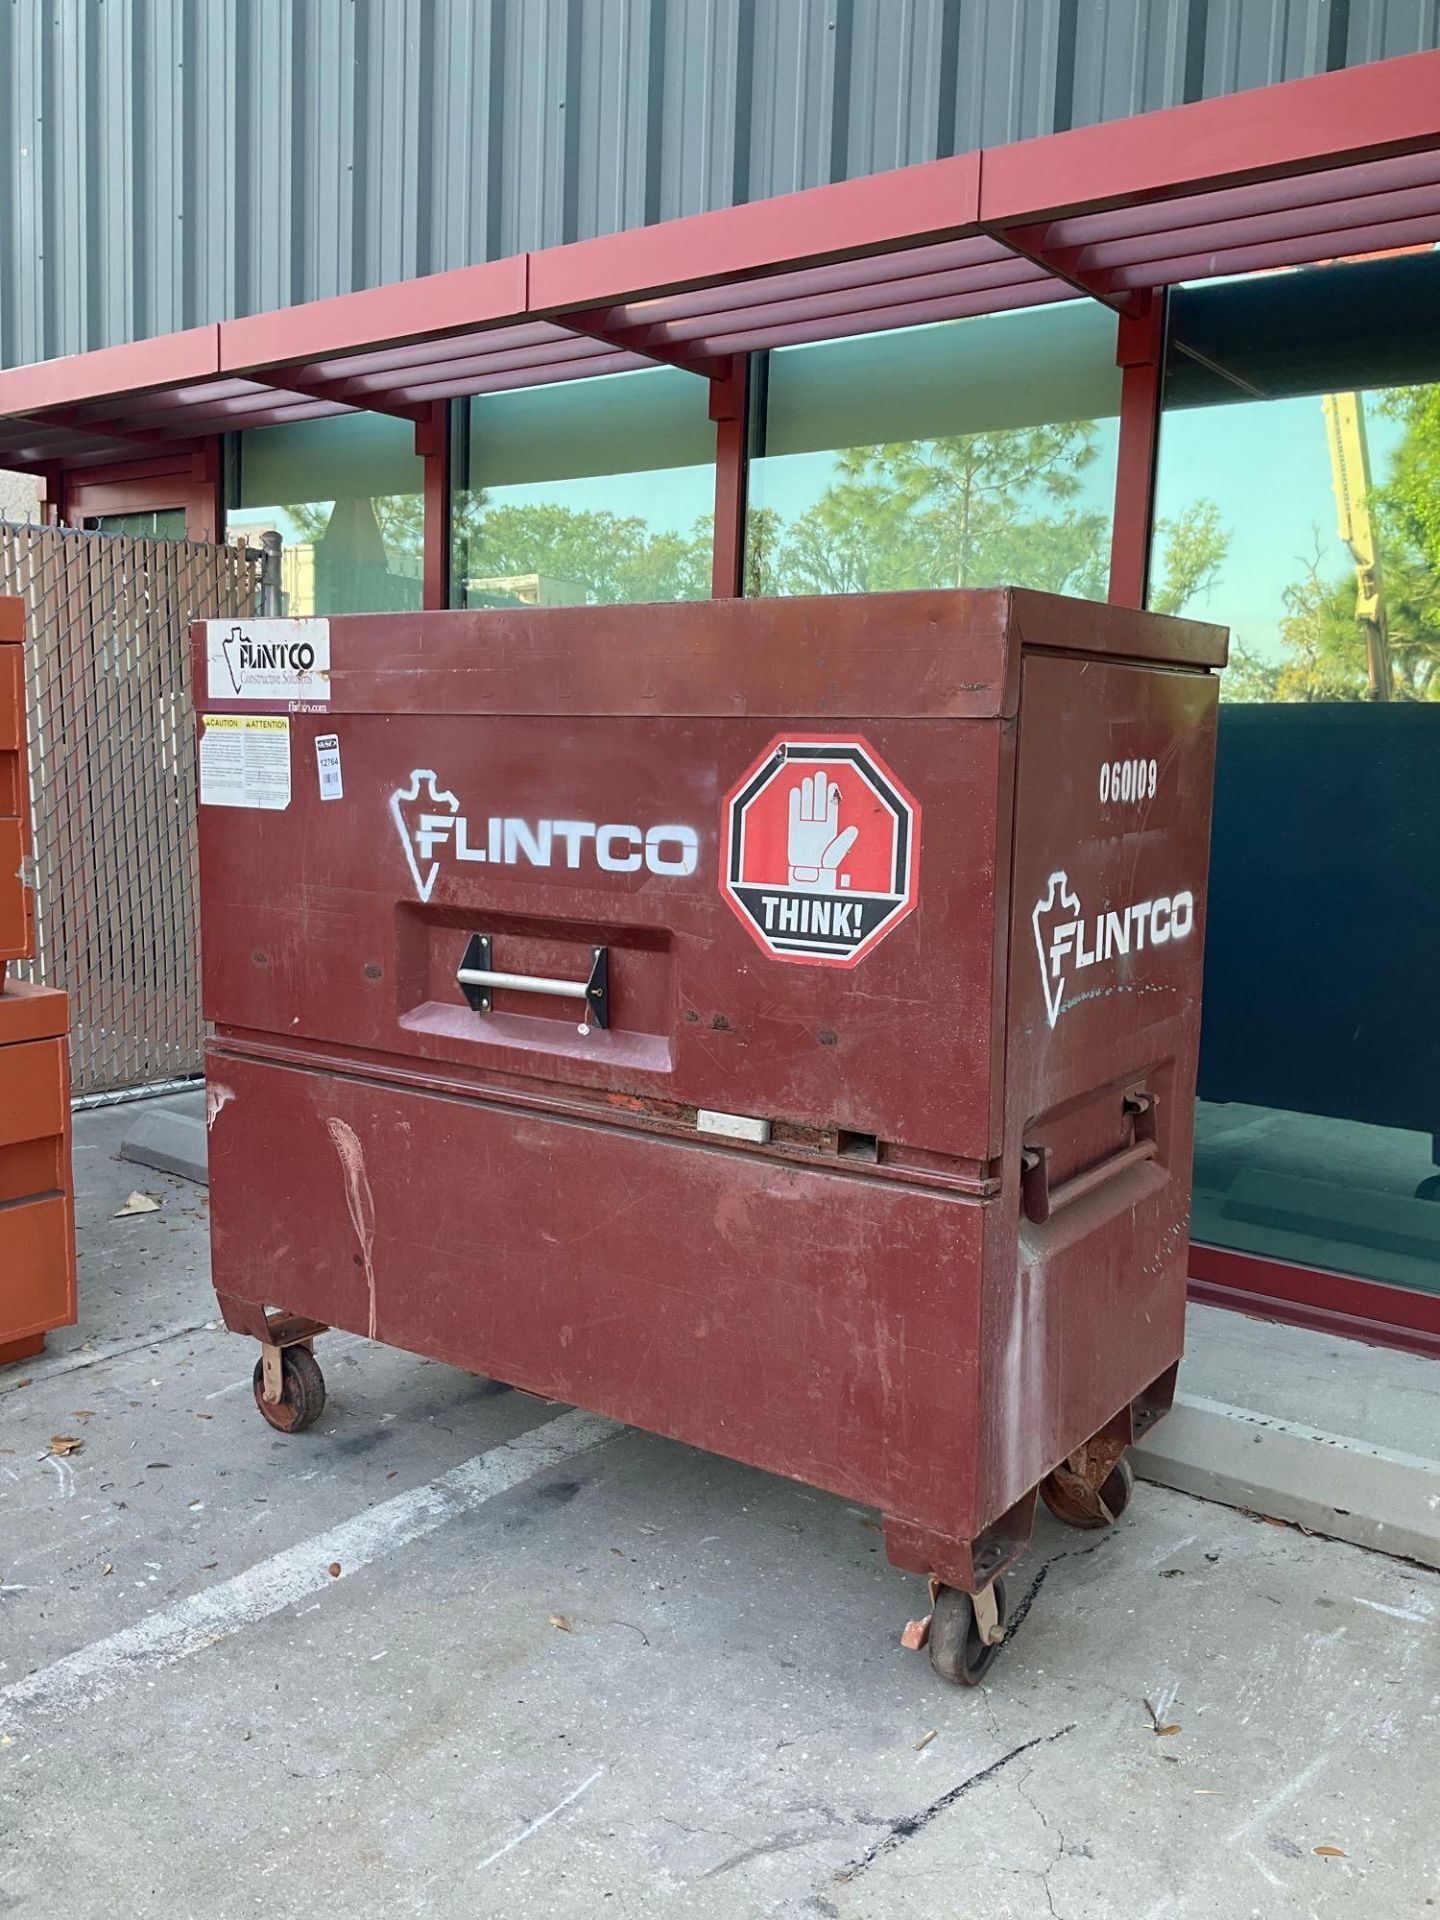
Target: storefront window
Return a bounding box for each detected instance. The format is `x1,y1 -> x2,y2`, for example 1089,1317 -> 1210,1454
746,302 -> 1123,599
227,413 -> 423,615
1155,252 -> 1440,1297
451,367 -> 715,608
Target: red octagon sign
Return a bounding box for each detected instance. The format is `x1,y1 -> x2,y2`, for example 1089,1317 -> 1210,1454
720,735 -> 921,967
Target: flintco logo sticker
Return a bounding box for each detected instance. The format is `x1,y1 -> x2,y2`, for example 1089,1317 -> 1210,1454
720,737 -> 920,967
205,619 -> 331,704
389,769 -> 700,904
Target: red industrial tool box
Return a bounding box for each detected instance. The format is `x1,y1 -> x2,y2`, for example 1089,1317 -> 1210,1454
195,588 -> 1224,1681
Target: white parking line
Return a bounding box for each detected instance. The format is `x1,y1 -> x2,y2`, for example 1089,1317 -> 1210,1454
0,1407 -> 619,1721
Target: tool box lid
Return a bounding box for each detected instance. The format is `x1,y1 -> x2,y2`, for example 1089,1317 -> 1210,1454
199,588 -> 1226,722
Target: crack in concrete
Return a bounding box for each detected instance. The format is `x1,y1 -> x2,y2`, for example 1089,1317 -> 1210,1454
1015,1762 -> 1067,1920
833,1722 -> 1078,1884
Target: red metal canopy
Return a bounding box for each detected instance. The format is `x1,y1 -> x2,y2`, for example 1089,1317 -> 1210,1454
2,49 -> 1439,472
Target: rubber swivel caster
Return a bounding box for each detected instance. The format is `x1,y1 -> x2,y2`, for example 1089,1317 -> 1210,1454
252,1345 -> 327,1433
1415,1173 -> 1440,1202
928,1577 -> 1009,1687
1040,1455 -> 1135,1530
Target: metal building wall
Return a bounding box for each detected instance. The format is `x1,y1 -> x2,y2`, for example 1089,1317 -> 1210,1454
1,0 -> 1438,369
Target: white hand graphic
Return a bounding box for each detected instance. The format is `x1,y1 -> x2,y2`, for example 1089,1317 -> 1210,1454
788,771 -> 859,890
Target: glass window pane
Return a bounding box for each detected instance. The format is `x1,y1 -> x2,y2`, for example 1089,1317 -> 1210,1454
84,509 -> 188,541
452,367 -> 715,607
747,303 -> 1121,599
1155,253 -> 1440,1298
227,413 -> 423,615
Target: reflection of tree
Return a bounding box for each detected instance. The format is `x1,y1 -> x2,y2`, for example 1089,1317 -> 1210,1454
747,423 -> 1227,619
282,490 -> 713,605
1240,387 -> 1440,702
1150,502 -> 1227,616
276,416 -> 1243,624
1240,536 -> 1440,702
748,423 -> 1112,598
458,501 -> 712,604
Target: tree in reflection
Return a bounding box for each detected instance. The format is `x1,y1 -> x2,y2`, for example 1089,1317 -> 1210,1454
279,491 -> 714,607
274,417 -> 1232,620
459,500 -> 712,604
748,423 -> 1226,615
748,422 -> 1110,597
1227,387 -> 1440,702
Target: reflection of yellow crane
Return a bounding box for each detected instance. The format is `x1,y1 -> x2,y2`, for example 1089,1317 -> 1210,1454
1322,392 -> 1393,700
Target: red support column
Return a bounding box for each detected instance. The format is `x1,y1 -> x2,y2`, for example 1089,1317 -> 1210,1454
1107,292 -> 1166,610
37,468 -> 61,525
417,402 -> 451,610
710,355 -> 750,599
188,440 -> 222,543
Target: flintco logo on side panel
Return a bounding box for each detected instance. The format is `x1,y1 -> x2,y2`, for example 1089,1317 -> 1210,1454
389,770 -> 700,905
1032,870 -> 1196,1028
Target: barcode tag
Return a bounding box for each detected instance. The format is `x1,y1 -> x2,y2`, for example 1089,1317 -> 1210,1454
315,733 -> 343,801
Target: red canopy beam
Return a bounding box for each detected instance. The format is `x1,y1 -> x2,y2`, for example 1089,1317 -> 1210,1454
0,326 -> 220,420
550,307 -> 721,378
979,48 -> 1440,224
1104,208 -> 1440,293
592,235 -> 1007,332
1010,144 -> 1440,254
532,151 -> 985,313
667,275 -> 1073,360
220,256 -> 528,375
244,369 -> 425,425
600,254 -> 1048,354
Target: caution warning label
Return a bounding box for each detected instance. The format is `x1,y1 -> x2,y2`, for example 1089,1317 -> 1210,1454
198,714 -> 291,811
720,737 -> 920,967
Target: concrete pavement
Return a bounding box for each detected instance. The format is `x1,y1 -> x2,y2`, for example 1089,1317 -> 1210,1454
1,1108 -> 1436,1917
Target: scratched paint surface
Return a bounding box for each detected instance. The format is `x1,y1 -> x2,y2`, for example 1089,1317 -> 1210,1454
1,1107 -> 1437,1918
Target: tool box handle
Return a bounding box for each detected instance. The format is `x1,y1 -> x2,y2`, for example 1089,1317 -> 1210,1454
1020,1089 -> 1158,1226
456,934 -> 609,1030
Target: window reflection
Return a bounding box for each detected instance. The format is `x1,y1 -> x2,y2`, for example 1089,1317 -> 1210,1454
1155,253 -> 1440,1297
746,303 -> 1125,600
227,413 -> 423,615
451,367 -> 715,608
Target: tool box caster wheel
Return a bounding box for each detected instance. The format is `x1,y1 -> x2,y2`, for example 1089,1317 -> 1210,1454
252,1345 -> 326,1433
1041,1455 -> 1134,1530
928,1578 -> 1009,1687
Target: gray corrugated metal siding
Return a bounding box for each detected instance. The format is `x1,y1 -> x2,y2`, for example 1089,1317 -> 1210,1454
1,0 -> 1437,369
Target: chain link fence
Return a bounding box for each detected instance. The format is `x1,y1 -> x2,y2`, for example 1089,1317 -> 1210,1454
0,522 -> 264,1101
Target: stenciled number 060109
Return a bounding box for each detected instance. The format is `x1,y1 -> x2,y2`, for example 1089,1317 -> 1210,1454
1099,756 -> 1158,805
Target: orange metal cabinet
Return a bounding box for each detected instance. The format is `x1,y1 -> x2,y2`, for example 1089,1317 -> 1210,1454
0,597 -> 76,1366
0,984 -> 75,1364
